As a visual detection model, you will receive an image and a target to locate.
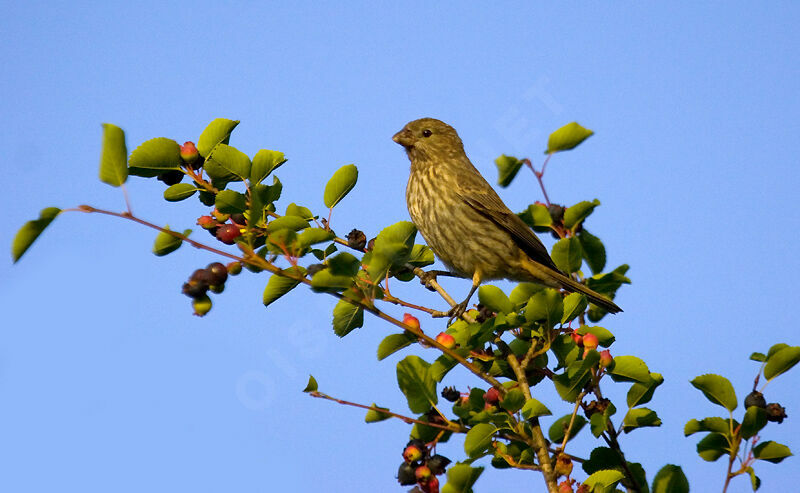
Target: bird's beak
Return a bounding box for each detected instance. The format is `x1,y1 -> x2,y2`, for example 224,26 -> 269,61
392,128 -> 414,148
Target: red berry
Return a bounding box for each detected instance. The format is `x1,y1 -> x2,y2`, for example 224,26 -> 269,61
599,350 -> 613,368
216,224 -> 241,244
555,453 -> 573,477
206,262 -> 228,285
558,480 -> 574,493
415,465 -> 432,482
435,332 -> 456,349
422,475 -> 439,493
582,333 -> 599,351
197,215 -> 217,229
403,445 -> 423,463
570,332 -> 583,345
403,313 -> 420,330
180,141 -> 200,163
484,387 -> 500,405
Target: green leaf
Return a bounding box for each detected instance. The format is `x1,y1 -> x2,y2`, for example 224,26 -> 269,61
495,154 -> 523,187
429,355 -> 457,382
128,137 -> 182,173
478,285 -> 514,314
749,352 -> 767,362
364,404 -> 391,423
262,266 -> 306,307
577,325 -> 615,348
582,469 -> 624,491
250,149 -> 286,185
766,343 -> 789,360
377,332 -> 416,360
509,282 -> 545,306
441,463 -> 483,493
577,229 -> 607,274
690,374 -> 738,412
205,143 -> 251,182
500,388 -> 525,413
582,447 -> 621,475
683,417 -> 731,436
215,189 -> 248,213
548,414 -> 587,444
608,355 -> 650,383
518,203 -> 553,232
297,228 -> 334,249
623,407 -> 661,432
554,351 -> 600,402
367,221 -> 417,281
407,244 -> 435,267
651,465 -> 689,493
152,226 -> 190,256
464,423 -> 495,458
197,118 -> 239,157
561,293 -> 588,323
99,123 -> 128,186
753,441 -> 792,464
332,298 -> 363,336
746,466 -> 761,491
163,183 -> 197,202
11,207 -> 61,263
267,215 -> 310,232
521,398 -> 552,419
586,264 -> 631,296
524,288 -> 563,327
741,406 -> 767,439
311,269 -> 353,292
551,237 -> 583,274
546,122 -> 594,154
327,252 -> 360,276
563,199 -> 601,230
323,164 -> 358,208
285,202 -> 314,220
627,373 -> 664,408
696,433 -> 730,462
302,375 -> 317,392
396,355 -> 437,414
764,345 -> 800,380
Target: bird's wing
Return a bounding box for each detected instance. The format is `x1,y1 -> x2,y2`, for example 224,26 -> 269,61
456,182 -> 562,273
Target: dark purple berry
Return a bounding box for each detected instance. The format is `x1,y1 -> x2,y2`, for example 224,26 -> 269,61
744,390 -> 767,409
765,403 -> 787,423
206,262 -> 228,285
346,229 -> 367,250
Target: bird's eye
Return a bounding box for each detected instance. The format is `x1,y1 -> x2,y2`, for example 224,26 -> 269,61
422,129 -> 432,138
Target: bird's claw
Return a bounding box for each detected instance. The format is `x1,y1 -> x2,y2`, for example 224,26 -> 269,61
419,270 -> 438,292
447,301 -> 469,325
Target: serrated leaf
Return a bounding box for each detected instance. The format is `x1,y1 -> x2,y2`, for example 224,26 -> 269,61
546,122 -> 594,154
495,154 -> 523,187
578,229 -> 607,274
521,398 -> 552,419
377,332 -> 416,360
99,123 -> 128,186
364,403 -> 391,423
551,237 -> 583,274
262,266 -> 306,306
323,164 -> 358,208
627,373 -> 664,408
464,423 -> 495,458
749,352 -> 767,362
608,355 -> 650,383
152,226 -> 190,256
690,374 -> 737,412
563,199 -> 601,230
332,298 -> 363,336
163,183 -> 197,202
764,345 -> 800,380
128,137 -> 182,173
408,244 -> 435,267
478,285 -> 513,314
651,465 -> 689,493
396,355 -> 437,414
548,414 -> 587,444
582,469 -> 624,491
215,189 -> 248,213
250,149 -> 286,185
696,432 -> 730,461
11,207 -> 61,263
623,407 -> 661,432
753,441 -> 792,463
741,406 -> 767,439
302,375 -> 317,392
197,118 -> 239,157
205,143 -> 251,182
441,463 -> 483,493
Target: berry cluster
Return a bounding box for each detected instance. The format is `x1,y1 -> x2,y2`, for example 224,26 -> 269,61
196,210 -> 245,245
744,390 -> 788,423
181,261 -> 240,316
397,439 -> 450,492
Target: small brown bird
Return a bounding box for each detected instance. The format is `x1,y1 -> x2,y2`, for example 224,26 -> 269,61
393,118 -> 622,319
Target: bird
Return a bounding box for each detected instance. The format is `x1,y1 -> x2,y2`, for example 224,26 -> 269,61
392,117 -> 622,320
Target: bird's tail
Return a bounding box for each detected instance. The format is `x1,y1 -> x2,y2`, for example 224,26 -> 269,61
519,256 -> 623,314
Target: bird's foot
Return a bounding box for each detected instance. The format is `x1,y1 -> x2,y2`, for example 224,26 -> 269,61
446,300 -> 469,325
418,270 -> 439,292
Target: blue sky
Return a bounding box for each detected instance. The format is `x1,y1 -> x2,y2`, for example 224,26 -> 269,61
3,2 -> 799,492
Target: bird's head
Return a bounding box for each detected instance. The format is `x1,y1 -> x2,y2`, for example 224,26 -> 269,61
392,118 -> 464,161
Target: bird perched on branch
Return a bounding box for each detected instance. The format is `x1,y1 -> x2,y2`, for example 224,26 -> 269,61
393,118 -> 621,320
